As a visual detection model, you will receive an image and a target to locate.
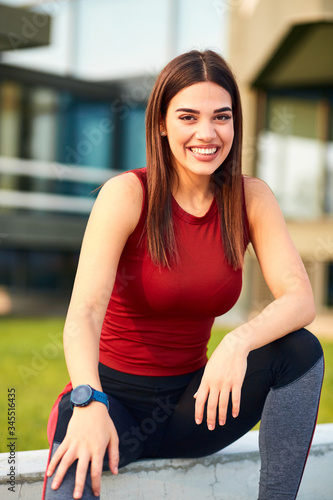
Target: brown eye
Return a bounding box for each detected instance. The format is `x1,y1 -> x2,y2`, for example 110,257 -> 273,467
179,115 -> 196,121
215,114 -> 232,121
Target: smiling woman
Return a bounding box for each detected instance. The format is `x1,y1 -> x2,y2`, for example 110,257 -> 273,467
146,51 -> 244,270
43,50 -> 323,500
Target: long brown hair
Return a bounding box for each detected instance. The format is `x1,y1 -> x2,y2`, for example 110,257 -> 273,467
145,50 -> 244,270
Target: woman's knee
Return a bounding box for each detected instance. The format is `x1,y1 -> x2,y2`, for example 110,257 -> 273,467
247,328 -> 323,389
280,328 -> 323,360
272,328 -> 323,388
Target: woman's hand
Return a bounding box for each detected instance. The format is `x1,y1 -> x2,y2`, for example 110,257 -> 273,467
194,334 -> 249,430
47,402 -> 119,499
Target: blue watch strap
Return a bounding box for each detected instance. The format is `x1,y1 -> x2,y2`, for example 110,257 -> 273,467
92,388 -> 109,410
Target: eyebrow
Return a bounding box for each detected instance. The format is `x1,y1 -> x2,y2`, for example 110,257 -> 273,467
175,107 -> 233,114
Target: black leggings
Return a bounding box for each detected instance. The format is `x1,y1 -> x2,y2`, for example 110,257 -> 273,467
44,329 -> 324,499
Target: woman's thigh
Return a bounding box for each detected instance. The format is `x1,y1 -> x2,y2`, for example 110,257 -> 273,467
156,328 -> 323,459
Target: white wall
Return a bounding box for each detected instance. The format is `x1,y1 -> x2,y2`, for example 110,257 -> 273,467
2,0 -> 229,80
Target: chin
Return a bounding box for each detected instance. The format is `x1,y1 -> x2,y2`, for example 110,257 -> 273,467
191,163 -> 222,176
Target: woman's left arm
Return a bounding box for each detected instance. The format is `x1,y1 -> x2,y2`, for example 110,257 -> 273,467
194,176 -> 316,430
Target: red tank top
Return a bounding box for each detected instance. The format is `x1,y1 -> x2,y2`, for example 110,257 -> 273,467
99,168 -> 250,376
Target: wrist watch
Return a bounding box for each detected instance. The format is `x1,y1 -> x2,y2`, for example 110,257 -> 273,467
70,384 -> 109,410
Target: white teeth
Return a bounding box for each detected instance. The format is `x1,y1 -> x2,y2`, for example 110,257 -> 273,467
190,147 -> 217,155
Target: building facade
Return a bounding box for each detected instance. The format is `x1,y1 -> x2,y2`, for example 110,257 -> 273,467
228,0 -> 333,320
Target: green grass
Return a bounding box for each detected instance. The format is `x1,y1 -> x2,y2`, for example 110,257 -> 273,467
0,317 -> 69,452
0,318 -> 332,452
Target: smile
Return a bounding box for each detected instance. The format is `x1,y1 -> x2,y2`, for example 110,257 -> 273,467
189,147 -> 218,155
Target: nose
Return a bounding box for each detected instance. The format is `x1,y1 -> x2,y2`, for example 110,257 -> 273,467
195,119 -> 217,142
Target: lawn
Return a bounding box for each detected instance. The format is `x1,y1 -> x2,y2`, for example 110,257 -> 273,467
0,317 -> 332,452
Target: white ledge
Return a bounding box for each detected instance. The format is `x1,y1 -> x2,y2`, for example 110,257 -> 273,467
0,424 -> 332,499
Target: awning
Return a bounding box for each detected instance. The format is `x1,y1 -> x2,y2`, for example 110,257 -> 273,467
253,22 -> 333,89
0,3 -> 51,51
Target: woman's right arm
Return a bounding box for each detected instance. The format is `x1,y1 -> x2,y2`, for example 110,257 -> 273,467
46,172 -> 143,499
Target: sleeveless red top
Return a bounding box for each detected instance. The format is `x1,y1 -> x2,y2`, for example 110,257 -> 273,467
99,168 -> 250,376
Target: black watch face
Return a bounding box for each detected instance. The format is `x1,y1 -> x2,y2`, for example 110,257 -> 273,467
72,385 -> 92,405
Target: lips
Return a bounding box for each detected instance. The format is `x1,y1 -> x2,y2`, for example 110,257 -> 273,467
187,145 -> 221,162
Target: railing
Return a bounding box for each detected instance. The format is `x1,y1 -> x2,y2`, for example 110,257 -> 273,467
0,156 -> 117,214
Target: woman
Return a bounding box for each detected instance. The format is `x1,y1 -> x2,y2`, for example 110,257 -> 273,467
43,50 -> 324,500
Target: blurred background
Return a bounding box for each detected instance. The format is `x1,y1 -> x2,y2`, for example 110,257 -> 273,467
0,0 -> 332,451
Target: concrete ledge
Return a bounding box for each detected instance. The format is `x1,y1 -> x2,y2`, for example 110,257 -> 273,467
1,424 -> 332,499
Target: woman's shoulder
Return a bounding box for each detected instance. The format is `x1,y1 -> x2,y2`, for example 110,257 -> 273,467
93,170 -> 145,234
243,175 -> 273,194
243,175 -> 276,206
100,170 -> 144,206
242,175 -> 283,227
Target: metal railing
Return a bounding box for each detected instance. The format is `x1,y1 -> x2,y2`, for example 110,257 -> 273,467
0,156 -> 117,214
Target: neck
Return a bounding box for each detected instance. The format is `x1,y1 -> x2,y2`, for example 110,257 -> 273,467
172,170 -> 214,216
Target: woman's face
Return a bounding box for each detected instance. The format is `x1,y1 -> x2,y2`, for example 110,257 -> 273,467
161,81 -> 234,180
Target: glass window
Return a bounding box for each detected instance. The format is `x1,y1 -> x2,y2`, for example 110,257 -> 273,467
55,94 -> 115,196
56,96 -> 114,170
0,81 -> 22,158
28,87 -> 58,162
0,249 -> 79,292
118,106 -> 146,171
0,250 -> 19,287
24,87 -> 58,195
257,93 -> 328,219
0,81 -> 22,192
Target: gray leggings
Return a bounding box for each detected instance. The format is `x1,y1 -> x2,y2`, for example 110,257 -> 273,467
44,329 -> 324,499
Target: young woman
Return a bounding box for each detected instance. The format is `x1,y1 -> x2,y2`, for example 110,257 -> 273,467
43,50 -> 324,500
